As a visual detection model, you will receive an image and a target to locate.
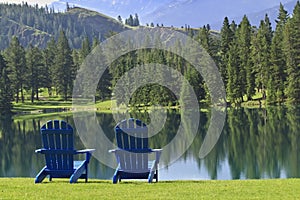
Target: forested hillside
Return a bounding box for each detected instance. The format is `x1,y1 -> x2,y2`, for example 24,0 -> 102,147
0,3 -> 127,49
0,2 -> 300,116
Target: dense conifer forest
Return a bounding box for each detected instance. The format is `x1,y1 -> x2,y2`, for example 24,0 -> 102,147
0,2 -> 299,115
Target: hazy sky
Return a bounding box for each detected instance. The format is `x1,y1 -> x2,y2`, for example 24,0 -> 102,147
0,0 -> 57,6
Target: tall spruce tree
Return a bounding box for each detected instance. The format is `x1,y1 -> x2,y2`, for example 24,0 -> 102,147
252,16 -> 272,101
26,45 -> 43,102
284,1 -> 300,103
92,37 -> 100,50
0,53 -> 12,115
268,3 -> 288,104
43,37 -> 56,96
79,36 -> 91,63
219,17 -> 234,86
54,30 -> 74,100
237,15 -> 253,101
198,25 -> 210,53
5,36 -> 26,103
133,13 -> 140,26
226,38 -> 241,103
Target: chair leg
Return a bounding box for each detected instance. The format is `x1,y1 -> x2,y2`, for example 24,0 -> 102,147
113,174 -> 119,184
70,162 -> 86,183
35,167 -> 48,183
85,163 -> 88,182
148,171 -> 155,183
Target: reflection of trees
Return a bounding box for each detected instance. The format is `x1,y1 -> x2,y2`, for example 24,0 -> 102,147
285,106 -> 300,178
226,106 -> 300,179
0,114 -> 115,179
0,116 -> 14,176
227,108 -> 249,179
0,117 -> 43,177
0,106 -> 299,180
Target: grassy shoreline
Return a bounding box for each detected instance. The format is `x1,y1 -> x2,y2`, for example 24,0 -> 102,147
0,178 -> 299,199
11,98 -> 297,118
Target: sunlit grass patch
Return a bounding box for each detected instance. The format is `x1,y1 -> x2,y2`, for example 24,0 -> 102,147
1,178 -> 300,199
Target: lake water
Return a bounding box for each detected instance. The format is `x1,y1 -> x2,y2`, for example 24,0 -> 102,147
0,106 -> 299,181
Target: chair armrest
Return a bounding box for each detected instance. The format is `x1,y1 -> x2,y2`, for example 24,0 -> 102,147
151,149 -> 162,162
34,149 -> 42,153
109,148 -> 162,153
151,149 -> 163,152
75,149 -> 95,163
110,148 -> 154,153
35,149 -> 77,154
108,149 -> 117,153
75,149 -> 95,154
109,148 -> 162,163
35,148 -> 43,153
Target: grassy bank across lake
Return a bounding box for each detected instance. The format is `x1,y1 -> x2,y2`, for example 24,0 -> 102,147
12,100 -> 114,114
0,178 -> 299,199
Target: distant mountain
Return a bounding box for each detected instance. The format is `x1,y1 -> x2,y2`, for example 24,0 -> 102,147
0,3 -> 128,49
221,0 -> 297,29
142,0 -> 294,29
52,0 -> 171,20
51,0 -> 296,30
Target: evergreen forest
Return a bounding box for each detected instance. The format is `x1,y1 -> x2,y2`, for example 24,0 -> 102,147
0,2 -> 300,115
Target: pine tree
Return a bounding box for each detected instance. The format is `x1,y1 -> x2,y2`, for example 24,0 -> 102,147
4,36 -> 26,103
284,2 -> 300,103
42,37 -> 56,96
268,3 -> 288,104
198,25 -> 210,51
252,17 -> 272,101
125,14 -> 134,26
0,53 -> 12,115
26,45 -> 43,102
219,17 -> 234,85
79,36 -> 91,63
226,39 -> 241,104
237,15 -> 253,101
54,30 -> 74,100
92,37 -> 100,50
117,15 -> 123,24
133,13 -> 140,26
66,2 -> 70,11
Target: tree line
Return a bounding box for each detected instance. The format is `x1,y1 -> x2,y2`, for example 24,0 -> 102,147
111,2 -> 300,106
179,2 -> 300,106
0,30 -> 101,115
0,2 -> 300,115
217,3 -> 300,105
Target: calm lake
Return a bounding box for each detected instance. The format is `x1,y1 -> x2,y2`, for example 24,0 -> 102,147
0,106 -> 299,181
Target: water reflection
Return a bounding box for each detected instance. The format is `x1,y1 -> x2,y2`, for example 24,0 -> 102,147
0,106 -> 299,180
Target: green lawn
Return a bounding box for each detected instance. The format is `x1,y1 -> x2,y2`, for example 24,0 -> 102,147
12,100 -> 115,113
0,178 -> 299,199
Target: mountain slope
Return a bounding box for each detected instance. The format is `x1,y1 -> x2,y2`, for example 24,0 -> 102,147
52,0 -> 171,20
0,3 -> 128,49
50,0 -> 296,29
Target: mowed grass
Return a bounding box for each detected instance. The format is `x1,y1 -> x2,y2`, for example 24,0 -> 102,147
0,178 -> 299,199
12,100 -> 115,113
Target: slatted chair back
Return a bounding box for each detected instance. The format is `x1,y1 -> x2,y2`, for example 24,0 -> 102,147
115,118 -> 149,172
41,120 -> 74,171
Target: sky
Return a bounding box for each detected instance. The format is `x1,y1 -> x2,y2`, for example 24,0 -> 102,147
0,0 -> 57,6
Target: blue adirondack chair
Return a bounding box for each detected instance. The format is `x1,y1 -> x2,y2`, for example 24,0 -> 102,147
35,120 -> 95,183
109,118 -> 162,183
